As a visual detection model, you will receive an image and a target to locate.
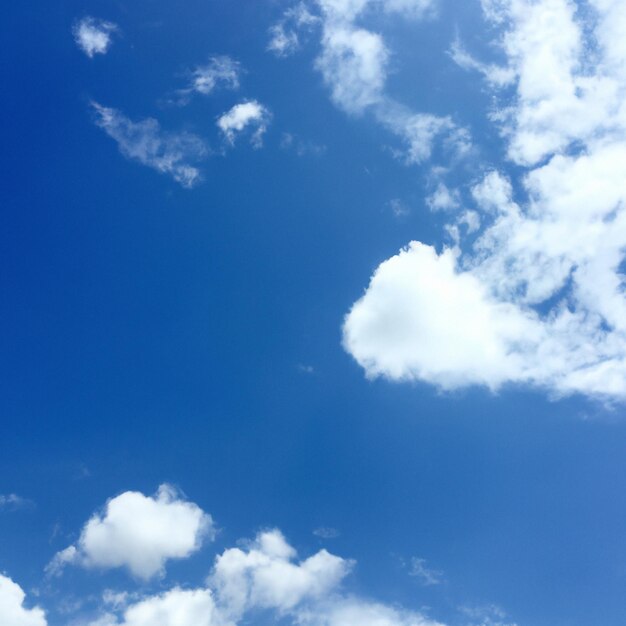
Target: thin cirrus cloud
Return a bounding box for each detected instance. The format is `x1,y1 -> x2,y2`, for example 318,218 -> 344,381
73,17 -> 118,58
46,484 -> 213,580
217,100 -> 272,148
91,102 -> 208,188
343,0 -> 626,401
0,575 -> 46,626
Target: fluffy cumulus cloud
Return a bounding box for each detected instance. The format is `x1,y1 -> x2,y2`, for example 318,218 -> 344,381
48,484 -> 213,580
81,527 -> 446,626
344,0 -> 626,400
217,101 -> 271,148
92,102 -> 208,188
92,589 -> 221,626
0,575 -> 46,626
32,484 -> 510,626
73,17 -> 118,58
211,529 -> 350,618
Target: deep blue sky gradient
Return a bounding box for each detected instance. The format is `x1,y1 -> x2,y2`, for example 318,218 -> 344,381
2,2 -> 626,625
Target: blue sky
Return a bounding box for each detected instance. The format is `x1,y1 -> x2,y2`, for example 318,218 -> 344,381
2,1 -> 626,625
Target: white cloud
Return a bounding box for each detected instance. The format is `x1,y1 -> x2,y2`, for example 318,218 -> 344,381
315,23 -> 389,114
344,0 -> 626,400
343,242 -> 538,390
297,598 -> 445,626
0,575 -> 46,626
92,102 -> 208,188
84,528 -> 450,626
268,3 -> 320,57
427,182 -> 460,211
311,0 -> 468,161
73,17 -> 118,58
211,529 -> 350,618
217,101 -> 271,148
94,589 -> 221,626
174,56 -> 241,105
48,484 -> 213,580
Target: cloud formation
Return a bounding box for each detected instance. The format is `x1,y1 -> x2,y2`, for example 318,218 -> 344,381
92,102 -> 208,188
312,0 -> 467,162
217,101 -> 271,148
0,493 -> 33,511
73,17 -> 118,58
0,575 -> 46,626
84,528 -> 445,626
268,3 -> 320,57
174,56 -> 241,105
48,484 -> 213,580
344,0 -> 626,400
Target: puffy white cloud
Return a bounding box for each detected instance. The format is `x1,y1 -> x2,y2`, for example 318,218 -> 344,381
211,529 -> 351,617
456,0 -> 626,166
92,102 -> 208,188
73,17 -> 118,58
217,101 -> 271,148
95,589 -> 222,626
316,24 -> 389,114
48,484 -> 213,580
84,529 -> 450,626
343,242 -> 538,390
0,575 -> 46,626
297,598 -> 445,626
344,0 -> 626,400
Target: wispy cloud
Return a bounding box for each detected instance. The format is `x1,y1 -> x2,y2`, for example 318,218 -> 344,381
281,132 -> 327,157
73,17 -> 118,58
0,493 -> 34,512
409,557 -> 444,586
459,604 -> 518,626
389,198 -> 410,217
92,102 -> 208,188
309,0 -> 468,163
172,56 -> 241,105
268,2 -> 320,57
313,526 -> 340,538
